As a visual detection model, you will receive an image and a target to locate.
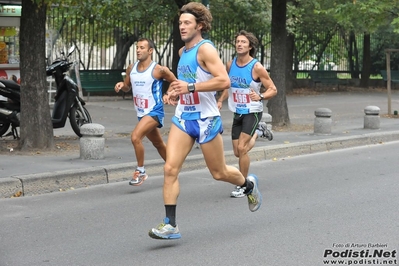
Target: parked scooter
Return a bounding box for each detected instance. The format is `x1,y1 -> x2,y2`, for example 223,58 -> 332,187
0,45 -> 92,138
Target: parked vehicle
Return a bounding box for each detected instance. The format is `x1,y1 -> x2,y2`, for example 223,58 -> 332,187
0,46 -> 92,138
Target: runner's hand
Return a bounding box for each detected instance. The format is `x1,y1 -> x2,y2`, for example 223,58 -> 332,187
170,80 -> 190,95
114,82 -> 124,93
163,90 -> 179,106
249,89 -> 259,101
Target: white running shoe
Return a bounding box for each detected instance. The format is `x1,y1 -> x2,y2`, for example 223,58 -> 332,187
230,186 -> 245,198
247,174 -> 262,212
257,121 -> 273,141
149,218 -> 181,240
129,169 -> 148,186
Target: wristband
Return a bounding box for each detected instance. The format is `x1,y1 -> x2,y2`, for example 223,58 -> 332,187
188,83 -> 196,93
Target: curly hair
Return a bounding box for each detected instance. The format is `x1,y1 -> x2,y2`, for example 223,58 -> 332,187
180,2 -> 212,33
235,30 -> 259,58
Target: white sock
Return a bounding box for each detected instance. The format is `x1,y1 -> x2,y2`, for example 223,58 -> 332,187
137,166 -> 145,172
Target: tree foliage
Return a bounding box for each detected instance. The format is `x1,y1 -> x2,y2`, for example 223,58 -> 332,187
210,0 -> 271,63
63,0 -> 177,37
319,0 -> 399,34
313,0 -> 399,81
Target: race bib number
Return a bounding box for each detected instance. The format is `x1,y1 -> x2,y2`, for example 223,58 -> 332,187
180,92 -> 200,105
232,90 -> 250,104
134,95 -> 148,108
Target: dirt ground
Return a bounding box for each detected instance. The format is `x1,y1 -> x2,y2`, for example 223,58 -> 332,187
0,135 -> 80,155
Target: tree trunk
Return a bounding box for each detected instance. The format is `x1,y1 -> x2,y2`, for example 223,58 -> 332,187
353,33 -> 360,78
172,0 -> 189,75
286,32 -> 295,94
111,27 -> 138,70
360,34 -> 371,88
348,31 -> 360,79
267,0 -> 290,126
172,14 -> 184,75
19,0 -> 53,150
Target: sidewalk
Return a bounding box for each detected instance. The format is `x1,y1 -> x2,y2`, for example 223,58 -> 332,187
1,89 -> 399,197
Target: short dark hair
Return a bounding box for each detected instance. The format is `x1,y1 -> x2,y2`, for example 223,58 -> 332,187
235,30 -> 259,58
137,38 -> 155,49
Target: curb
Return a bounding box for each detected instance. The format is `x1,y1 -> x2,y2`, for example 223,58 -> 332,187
2,131 -> 399,198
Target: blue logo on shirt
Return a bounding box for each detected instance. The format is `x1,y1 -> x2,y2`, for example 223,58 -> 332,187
231,76 -> 248,88
178,65 -> 197,80
184,106 -> 196,111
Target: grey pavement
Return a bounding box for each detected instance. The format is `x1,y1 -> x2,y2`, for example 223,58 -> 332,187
1,89 -> 399,197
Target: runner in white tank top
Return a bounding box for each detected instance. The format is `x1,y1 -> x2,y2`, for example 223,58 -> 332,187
114,38 -> 177,187
130,61 -> 163,119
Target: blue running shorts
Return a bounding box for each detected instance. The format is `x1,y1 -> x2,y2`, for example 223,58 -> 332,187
171,116 -> 223,144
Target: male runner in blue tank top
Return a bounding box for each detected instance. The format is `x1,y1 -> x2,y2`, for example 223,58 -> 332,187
114,38 -> 177,186
218,30 -> 277,198
148,2 -> 263,240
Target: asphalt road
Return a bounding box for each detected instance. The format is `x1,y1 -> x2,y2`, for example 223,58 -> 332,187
1,141 -> 398,266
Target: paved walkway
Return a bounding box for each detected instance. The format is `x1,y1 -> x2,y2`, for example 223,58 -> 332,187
1,90 -> 399,197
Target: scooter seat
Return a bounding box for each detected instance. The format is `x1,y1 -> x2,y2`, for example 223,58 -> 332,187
0,79 -> 20,91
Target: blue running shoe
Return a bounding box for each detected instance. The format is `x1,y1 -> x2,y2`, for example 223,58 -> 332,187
148,217 -> 181,240
246,174 -> 262,212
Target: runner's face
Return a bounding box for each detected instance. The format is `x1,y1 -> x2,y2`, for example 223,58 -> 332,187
136,41 -> 152,61
179,13 -> 200,43
235,35 -> 252,56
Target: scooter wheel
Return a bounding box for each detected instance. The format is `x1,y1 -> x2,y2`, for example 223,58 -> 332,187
0,119 -> 10,137
69,105 -> 92,137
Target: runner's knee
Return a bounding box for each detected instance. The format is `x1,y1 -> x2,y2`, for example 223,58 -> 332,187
131,131 -> 143,145
164,163 -> 180,177
237,143 -> 248,156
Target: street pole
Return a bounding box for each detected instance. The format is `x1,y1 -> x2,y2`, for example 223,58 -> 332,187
202,0 -> 210,39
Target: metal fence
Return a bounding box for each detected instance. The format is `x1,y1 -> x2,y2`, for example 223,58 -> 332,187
46,7 -> 389,75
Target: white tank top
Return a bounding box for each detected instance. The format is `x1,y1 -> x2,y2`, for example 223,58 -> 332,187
130,61 -> 163,117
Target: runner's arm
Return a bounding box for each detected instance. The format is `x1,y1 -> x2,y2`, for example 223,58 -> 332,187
218,61 -> 232,103
154,64 -> 177,84
115,64 -> 133,93
254,62 -> 277,101
194,42 -> 230,92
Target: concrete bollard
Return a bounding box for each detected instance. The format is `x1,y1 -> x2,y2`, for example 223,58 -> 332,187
262,112 -> 273,131
80,123 -> 105,160
314,108 -> 332,135
364,106 -> 380,129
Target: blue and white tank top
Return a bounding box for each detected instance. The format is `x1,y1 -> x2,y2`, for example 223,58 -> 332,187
175,40 -> 220,120
130,61 -> 163,117
227,57 -> 263,114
